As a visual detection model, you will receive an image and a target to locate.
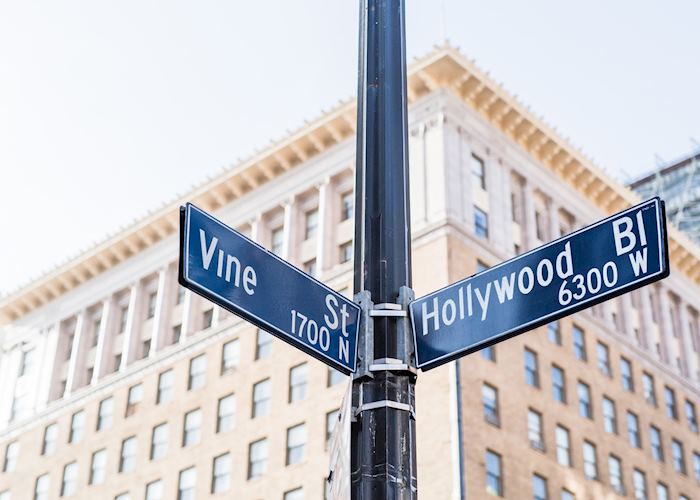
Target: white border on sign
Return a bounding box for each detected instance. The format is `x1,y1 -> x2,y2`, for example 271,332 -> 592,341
410,198 -> 666,369
183,203 -> 361,373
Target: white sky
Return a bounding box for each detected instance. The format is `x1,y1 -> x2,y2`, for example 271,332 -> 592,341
1,1 -> 699,295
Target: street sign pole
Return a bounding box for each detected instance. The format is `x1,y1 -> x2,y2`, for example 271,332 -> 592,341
351,0 -> 417,498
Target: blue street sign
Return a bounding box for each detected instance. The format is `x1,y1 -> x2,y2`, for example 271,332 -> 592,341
410,197 -> 669,371
179,203 -> 361,374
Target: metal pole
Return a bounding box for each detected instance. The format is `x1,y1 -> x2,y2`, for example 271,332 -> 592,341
351,0 -> 417,498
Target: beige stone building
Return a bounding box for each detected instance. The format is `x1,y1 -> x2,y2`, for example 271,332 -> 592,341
1,46 -> 699,500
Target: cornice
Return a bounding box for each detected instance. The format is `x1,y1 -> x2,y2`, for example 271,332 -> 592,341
3,43 -> 700,324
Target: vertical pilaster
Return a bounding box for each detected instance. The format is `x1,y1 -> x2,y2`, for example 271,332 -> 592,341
638,287 -> 656,353
678,303 -> 698,382
283,197 -> 298,263
488,160 -> 508,253
120,282 -> 142,370
180,290 -> 195,345
408,125 -> 427,226
149,266 -> 171,357
522,181 -> 537,249
36,325 -> 60,410
250,214 -> 263,243
65,311 -> 86,396
93,298 -> 113,382
0,349 -> 22,425
317,178 -> 333,273
658,288 -> 675,367
549,204 -> 561,240
458,129 -> 475,232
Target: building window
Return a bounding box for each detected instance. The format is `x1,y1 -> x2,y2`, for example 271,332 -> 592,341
289,363 -> 308,403
524,348 -> 539,387
474,207 -> 489,239
485,450 -> 503,496
188,354 -> 206,391
211,453 -> 231,493
547,321 -> 561,345
535,210 -> 547,242
328,367 -> 346,387
326,409 -> 340,446
202,308 -> 214,329
632,470 -> 647,500
577,381 -> 592,419
41,423 -> 58,456
125,383 -> 143,417
146,291 -> 157,319
145,480 -> 163,500
693,451 -> 700,481
252,379 -> 271,418
560,490 -> 574,500
248,438 -> 268,479
69,410 -> 85,444
620,357 -> 634,392
304,209 -> 319,240
686,400 -> 698,433
172,324 -> 182,343
141,339 -> 151,358
555,425 -> 571,466
118,305 -> 129,333
602,397 -> 617,434
178,467 -> 196,500
471,153 -> 486,190
157,370 -> 173,404
271,227 -> 284,255
217,394 -> 236,433
596,342 -> 611,377
176,285 -> 186,305
608,454 -> 625,494
304,259 -> 317,276
627,411 -> 641,448
0,491 -> 8,500
286,423 -> 307,465
97,397 -> 113,431
656,482 -> 669,500
89,449 -> 107,485
340,241 -> 353,263
671,439 -> 686,474
150,423 -> 168,460
664,386 -> 678,420
341,192 -> 354,221
582,441 -> 598,480
532,474 -> 548,500
119,436 -> 137,473
551,365 -> 566,403
182,409 -> 202,447
572,325 -> 586,360
284,488 -> 304,500
221,339 -> 240,374
34,474 -> 49,500
60,462 -> 77,497
642,372 -> 656,406
482,383 -> 500,426
527,409 -> 544,451
650,425 -> 663,462
255,330 -> 273,359
481,346 -> 496,361
3,441 -> 18,472
18,348 -> 36,377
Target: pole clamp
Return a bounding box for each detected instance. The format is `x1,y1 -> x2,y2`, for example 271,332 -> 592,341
369,303 -> 407,317
355,399 -> 416,419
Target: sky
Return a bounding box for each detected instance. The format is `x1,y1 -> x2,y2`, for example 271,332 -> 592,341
1,1 -> 699,296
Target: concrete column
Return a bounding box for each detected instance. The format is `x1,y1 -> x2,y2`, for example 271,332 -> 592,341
93,298 -> 113,382
443,121 -> 465,223
149,266 -> 171,357
36,325 -> 60,410
500,166 -> 514,254
424,114 -> 448,222
549,204 -> 561,240
120,282 -> 142,370
658,288 -> 676,367
65,311 -> 86,396
522,181 -> 537,249
619,292 -> 635,338
678,303 -> 699,382
316,177 -> 333,273
283,197 -> 298,263
408,124 -> 428,226
458,128 -> 474,232
0,348 -> 22,425
488,160 -> 509,253
638,287 -> 655,352
180,290 -> 195,345
250,214 -> 263,243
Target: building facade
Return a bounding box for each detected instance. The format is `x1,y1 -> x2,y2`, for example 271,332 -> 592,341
629,148 -> 700,244
0,46 -> 699,500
